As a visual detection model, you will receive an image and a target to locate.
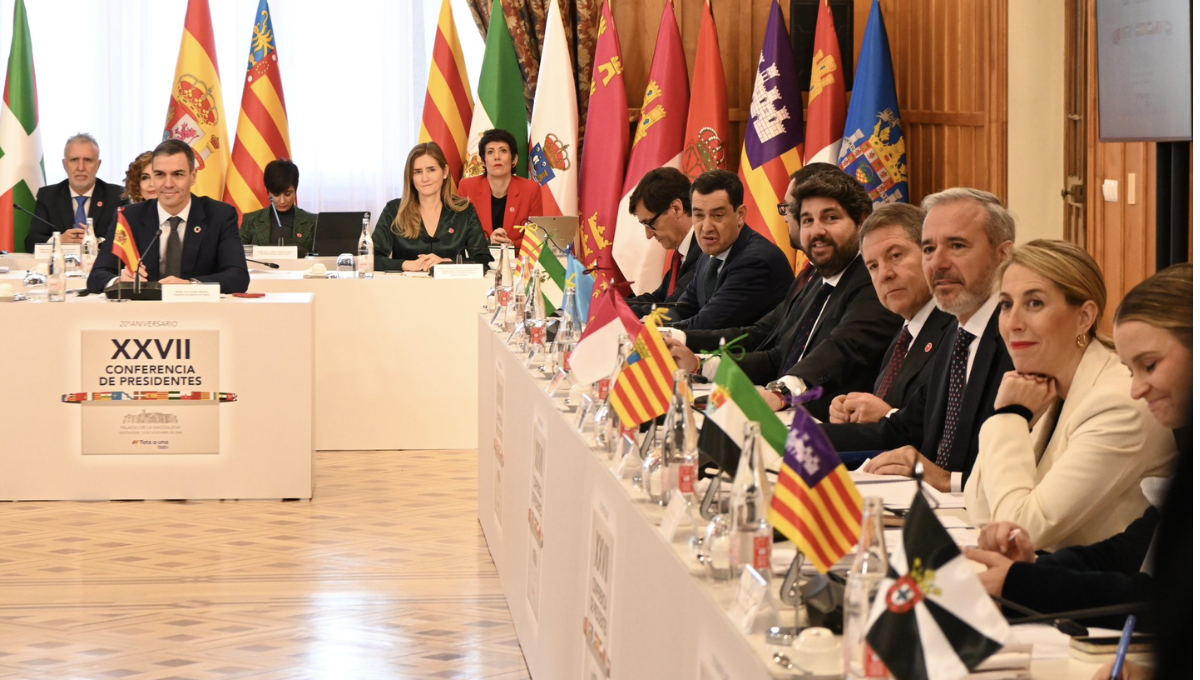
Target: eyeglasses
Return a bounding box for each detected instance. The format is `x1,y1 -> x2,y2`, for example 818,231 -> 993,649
777,203 -> 789,217
640,207 -> 668,230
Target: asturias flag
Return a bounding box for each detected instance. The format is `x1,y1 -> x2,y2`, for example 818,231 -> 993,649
528,0 -> 577,217
839,0 -> 908,204
737,0 -> 806,268
681,0 -> 729,180
224,0 -> 292,221
163,0 -> 231,199
612,0 -> 689,295
0,0 -> 44,254
462,0 -> 527,179
803,0 -> 848,165
420,0 -> 473,187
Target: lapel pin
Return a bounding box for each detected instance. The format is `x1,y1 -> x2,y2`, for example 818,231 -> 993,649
193,225 -> 202,233
925,342 -> 933,353
297,232 -> 303,238
97,201 -> 104,208
449,228 -> 455,234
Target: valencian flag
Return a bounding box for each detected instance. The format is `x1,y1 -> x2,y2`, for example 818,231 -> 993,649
0,0 -> 44,253
528,0 -> 577,217
569,286 -> 641,386
224,0 -> 292,221
865,490 -> 1008,680
462,0 -> 527,179
738,0 -> 806,268
612,1 -> 688,295
611,309 -> 678,428
768,407 -> 863,573
803,0 -> 847,165
111,208 -> 143,273
681,0 -> 729,180
577,0 -> 629,296
839,0 -> 908,203
163,0 -> 231,199
419,0 -> 473,186
698,355 -> 787,476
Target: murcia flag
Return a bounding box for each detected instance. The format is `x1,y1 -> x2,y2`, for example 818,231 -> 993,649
528,0 -> 577,217
865,490 -> 1008,680
0,0 -> 44,253
462,0 -> 527,180
803,0 -> 847,165
163,0 -> 231,199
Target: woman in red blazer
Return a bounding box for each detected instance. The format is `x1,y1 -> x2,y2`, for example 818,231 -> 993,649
458,128 -> 543,250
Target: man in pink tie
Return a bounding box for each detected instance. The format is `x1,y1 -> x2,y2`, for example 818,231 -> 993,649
625,167 -> 700,316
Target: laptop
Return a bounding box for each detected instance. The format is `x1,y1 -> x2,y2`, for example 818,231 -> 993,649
527,216 -> 577,254
311,211 -> 371,256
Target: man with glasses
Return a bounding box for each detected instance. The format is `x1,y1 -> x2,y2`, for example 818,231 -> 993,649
625,168 -> 701,316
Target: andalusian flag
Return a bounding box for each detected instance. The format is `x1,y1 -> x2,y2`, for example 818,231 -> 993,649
698,357 -> 788,476
224,0 -> 292,221
534,243 -> 566,313
111,208 -> 142,273
0,0 -> 44,254
737,0 -> 805,268
803,0 -> 847,165
162,0 -> 231,199
419,0 -> 473,186
462,0 -> 527,180
528,0 -> 577,216
610,310 -> 678,428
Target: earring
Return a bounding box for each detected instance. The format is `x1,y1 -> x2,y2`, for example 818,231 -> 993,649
1076,334 -> 1087,348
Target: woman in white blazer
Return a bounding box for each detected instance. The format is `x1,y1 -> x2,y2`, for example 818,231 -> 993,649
965,240 -> 1176,551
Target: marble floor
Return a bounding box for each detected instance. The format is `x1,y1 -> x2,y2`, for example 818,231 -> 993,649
0,450 -> 530,680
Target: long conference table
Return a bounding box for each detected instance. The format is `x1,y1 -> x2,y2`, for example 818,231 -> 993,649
475,315 -> 1109,680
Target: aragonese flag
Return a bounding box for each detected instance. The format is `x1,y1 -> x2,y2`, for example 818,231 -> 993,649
462,0 -> 527,179
528,0 -> 577,216
0,0 -> 44,254
419,0 -> 474,187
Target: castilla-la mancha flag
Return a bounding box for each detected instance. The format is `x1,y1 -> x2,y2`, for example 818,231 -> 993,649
0,0 -> 44,253
162,0 -> 231,199
612,0 -> 689,295
528,0 -> 577,217
681,0 -> 729,180
803,0 -> 847,165
577,0 -> 629,296
224,0 -> 292,221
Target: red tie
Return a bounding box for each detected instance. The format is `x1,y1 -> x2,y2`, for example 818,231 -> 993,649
666,250 -> 683,297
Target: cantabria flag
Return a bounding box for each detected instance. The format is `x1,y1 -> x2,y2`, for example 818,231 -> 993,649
527,0 -> 577,217
461,0 -> 527,180
0,0 -> 44,254
697,355 -> 787,476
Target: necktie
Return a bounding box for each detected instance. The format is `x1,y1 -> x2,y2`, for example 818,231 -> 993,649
667,250 -> 683,297
783,283 -> 834,369
74,196 -> 88,228
163,216 -> 183,279
702,258 -> 720,299
874,325 -> 914,399
935,328 -> 976,469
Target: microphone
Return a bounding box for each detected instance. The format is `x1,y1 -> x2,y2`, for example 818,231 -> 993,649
246,258 -> 281,269
15,204 -> 76,233
269,195 -> 285,246
134,224 -> 166,292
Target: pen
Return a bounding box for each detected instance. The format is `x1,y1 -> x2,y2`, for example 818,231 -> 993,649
1110,614 -> 1137,680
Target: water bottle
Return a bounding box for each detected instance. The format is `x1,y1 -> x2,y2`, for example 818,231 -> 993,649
356,215 -> 374,278
661,370 -> 699,505
81,217 -> 99,273
23,266 -> 47,302
593,334 -> 633,456
729,421 -> 771,581
844,497 -> 890,680
47,232 -> 67,302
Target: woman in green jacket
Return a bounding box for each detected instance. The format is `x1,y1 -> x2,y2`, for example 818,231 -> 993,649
240,159 -> 316,257
373,142 -> 490,272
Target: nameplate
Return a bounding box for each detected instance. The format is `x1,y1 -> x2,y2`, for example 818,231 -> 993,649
727,565 -> 770,634
33,244 -> 81,258
658,490 -> 692,542
161,283 -> 221,302
432,263 -> 484,279
251,245 -> 298,260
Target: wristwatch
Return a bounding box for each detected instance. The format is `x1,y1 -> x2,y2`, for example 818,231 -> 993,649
764,380 -> 792,401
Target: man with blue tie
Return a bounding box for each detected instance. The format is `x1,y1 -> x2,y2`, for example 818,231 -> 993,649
25,133 -> 126,251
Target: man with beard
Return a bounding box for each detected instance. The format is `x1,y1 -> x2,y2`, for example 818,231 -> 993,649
824,187 -> 1016,493
667,170 -> 901,421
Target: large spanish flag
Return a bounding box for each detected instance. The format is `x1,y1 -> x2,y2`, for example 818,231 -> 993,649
738,0 -> 805,268
419,0 -> 473,187
162,0 -> 230,200
803,0 -> 847,165
224,0 -> 292,221
0,0 -> 43,253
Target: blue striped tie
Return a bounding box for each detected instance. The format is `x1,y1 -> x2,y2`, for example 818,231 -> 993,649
74,196 -> 88,228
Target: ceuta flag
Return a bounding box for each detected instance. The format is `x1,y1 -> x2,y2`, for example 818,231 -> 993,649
223,0 -> 292,221
528,0 -> 577,217
111,208 -> 142,274
612,1 -> 688,295
0,0 -> 44,253
577,0 -> 629,296
419,0 -> 473,187
163,0 -> 231,199
738,0 -> 806,268
803,0 -> 847,165
681,0 -> 729,180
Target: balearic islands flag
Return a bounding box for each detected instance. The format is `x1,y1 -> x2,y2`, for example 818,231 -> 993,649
419,0 -> 473,187
680,0 -> 729,180
737,0 -> 806,268
803,0 -> 847,165
163,0 -> 231,199
576,0 -> 629,296
611,1 -> 688,295
223,0 -> 292,221
462,0 -> 527,180
839,0 -> 908,204
528,0 -> 577,217
698,356 -> 788,476
0,0 -> 43,254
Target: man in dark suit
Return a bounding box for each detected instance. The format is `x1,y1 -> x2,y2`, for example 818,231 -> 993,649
668,171 -> 901,421
828,202 -> 954,423
664,169 -> 792,330
25,133 -> 126,252
825,188 -> 1016,493
86,139 -> 249,294
625,168 -> 701,316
